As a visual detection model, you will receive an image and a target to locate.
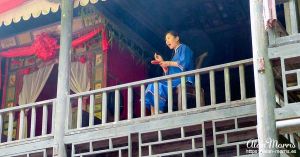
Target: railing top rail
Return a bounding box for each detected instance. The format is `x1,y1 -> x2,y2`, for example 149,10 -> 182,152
0,99 -> 55,114
70,58 -> 253,98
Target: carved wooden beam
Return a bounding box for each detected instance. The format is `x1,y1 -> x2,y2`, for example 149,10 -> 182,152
97,3 -> 155,57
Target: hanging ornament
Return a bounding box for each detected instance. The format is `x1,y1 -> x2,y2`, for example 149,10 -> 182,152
79,55 -> 87,64
21,68 -> 31,75
32,33 -> 59,61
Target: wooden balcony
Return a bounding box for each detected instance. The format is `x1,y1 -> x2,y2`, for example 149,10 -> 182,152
0,58 -> 298,156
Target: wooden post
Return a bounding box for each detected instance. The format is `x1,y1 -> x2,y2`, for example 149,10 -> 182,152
249,0 -> 279,156
53,0 -> 73,156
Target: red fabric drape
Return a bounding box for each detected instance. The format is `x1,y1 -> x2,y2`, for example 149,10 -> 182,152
0,0 -> 26,14
72,27 -> 102,47
0,46 -> 34,58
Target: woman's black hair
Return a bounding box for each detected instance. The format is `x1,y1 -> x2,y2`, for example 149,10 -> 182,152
165,30 -> 179,38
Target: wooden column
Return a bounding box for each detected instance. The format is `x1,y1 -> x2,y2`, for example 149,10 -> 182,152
249,0 -> 279,156
53,0 -> 73,157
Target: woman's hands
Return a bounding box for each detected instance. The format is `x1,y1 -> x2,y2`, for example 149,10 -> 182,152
159,61 -> 169,68
154,53 -> 167,73
154,53 -> 164,62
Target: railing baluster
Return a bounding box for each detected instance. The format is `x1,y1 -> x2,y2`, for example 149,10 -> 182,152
281,58 -> 288,106
181,76 -> 187,110
109,138 -> 113,149
66,98 -> 72,130
289,0 -> 299,34
140,84 -> 145,117
102,92 -> 107,124
0,114 -> 2,143
19,109 -> 25,139
224,67 -> 231,103
167,79 -> 173,113
114,89 -> 120,122
89,141 -> 93,152
289,133 -> 295,145
128,87 -> 133,120
212,121 -> 217,157
297,136 -> 300,149
42,105 -> 48,135
119,150 -> 122,157
209,70 -> 216,105
239,64 -> 246,100
31,107 -> 36,138
71,144 -> 75,157
89,94 -> 95,127
77,97 -> 83,129
237,144 -> 240,156
297,71 -> 300,88
138,133 -> 142,157
195,73 -> 201,107
43,149 -> 47,157
7,111 -> 14,142
51,101 -> 55,134
128,134 -> 132,157
154,81 -> 159,115
202,123 -> 207,157
158,130 -> 162,141
192,138 -> 195,149
149,145 -> 152,156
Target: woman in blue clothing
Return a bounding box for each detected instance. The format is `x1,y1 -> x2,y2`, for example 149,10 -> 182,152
145,31 -> 195,115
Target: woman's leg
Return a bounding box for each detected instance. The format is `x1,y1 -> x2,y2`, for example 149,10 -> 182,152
145,81 -> 168,115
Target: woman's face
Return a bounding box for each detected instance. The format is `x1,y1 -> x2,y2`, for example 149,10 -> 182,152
165,33 -> 180,50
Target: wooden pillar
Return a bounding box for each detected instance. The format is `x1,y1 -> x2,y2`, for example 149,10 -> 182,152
53,0 -> 73,157
249,0 -> 279,156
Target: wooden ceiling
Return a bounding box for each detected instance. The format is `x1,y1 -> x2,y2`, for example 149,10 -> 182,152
97,0 -> 252,65
0,0 -> 253,66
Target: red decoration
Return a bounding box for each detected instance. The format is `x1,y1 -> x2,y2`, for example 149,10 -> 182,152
11,60 -> 22,65
72,27 -> 102,47
0,46 -> 34,58
32,33 -> 59,61
0,27 -> 108,59
79,55 -> 86,64
21,68 -> 31,75
102,29 -> 109,53
0,27 -> 110,86
28,58 -> 35,64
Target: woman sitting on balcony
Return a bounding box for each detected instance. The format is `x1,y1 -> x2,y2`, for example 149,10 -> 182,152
145,30 -> 195,115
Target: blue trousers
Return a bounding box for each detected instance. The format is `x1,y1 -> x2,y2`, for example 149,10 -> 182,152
145,79 -> 181,112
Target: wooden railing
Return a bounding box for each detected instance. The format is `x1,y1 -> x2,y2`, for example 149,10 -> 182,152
0,59 -> 256,147
0,99 -> 55,144
68,58 -> 254,130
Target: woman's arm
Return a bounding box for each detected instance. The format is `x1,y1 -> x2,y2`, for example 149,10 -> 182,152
159,61 -> 178,68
